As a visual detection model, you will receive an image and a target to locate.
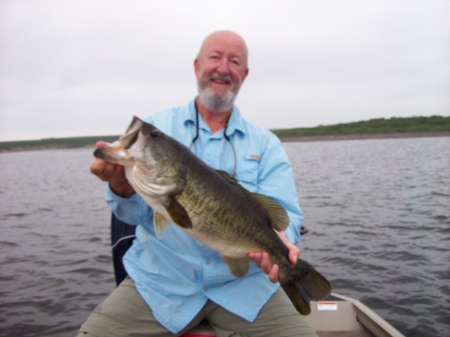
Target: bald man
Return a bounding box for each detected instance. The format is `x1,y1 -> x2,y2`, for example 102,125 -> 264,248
79,31 -> 317,337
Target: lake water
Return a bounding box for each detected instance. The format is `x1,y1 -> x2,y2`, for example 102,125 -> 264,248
0,137 -> 449,337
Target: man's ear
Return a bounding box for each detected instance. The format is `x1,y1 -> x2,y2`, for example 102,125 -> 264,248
194,58 -> 200,75
243,68 -> 249,81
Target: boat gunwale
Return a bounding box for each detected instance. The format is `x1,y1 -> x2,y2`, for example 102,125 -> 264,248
329,292 -> 405,337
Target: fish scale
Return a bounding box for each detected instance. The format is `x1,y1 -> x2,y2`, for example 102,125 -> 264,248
181,168 -> 269,252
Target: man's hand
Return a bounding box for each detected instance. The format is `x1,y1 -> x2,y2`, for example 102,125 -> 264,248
249,230 -> 300,283
90,141 -> 135,198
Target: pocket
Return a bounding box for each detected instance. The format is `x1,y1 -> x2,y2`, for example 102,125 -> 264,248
236,155 -> 260,192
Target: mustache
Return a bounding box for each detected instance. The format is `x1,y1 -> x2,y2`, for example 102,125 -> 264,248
210,72 -> 232,83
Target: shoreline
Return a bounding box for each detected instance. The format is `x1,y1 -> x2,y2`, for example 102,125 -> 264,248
1,131 -> 449,153
277,131 -> 450,143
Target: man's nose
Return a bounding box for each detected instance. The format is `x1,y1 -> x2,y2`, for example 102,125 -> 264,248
216,58 -> 230,74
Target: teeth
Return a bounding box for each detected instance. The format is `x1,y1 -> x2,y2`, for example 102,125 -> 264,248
211,74 -> 231,84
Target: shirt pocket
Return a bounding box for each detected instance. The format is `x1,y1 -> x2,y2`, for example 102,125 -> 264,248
236,155 -> 260,192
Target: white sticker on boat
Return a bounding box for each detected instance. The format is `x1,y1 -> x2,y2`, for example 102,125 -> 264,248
317,302 -> 338,311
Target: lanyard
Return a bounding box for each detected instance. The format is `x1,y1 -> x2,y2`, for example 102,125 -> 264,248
191,102 -> 237,176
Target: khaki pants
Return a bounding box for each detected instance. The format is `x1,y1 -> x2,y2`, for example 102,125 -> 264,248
77,278 -> 317,337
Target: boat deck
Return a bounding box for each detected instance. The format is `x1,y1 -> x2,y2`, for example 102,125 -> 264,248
183,293 -> 405,337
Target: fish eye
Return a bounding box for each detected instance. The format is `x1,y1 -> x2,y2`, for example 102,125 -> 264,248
150,130 -> 160,138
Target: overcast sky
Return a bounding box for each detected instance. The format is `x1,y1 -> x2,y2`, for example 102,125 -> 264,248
1,0 -> 449,141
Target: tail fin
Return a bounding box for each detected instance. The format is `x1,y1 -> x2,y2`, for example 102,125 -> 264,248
280,259 -> 332,315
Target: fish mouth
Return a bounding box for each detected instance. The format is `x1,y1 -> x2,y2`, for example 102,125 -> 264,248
119,116 -> 143,149
93,116 -> 145,165
93,141 -> 131,165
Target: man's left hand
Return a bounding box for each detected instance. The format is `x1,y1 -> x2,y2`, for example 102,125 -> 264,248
249,231 -> 300,283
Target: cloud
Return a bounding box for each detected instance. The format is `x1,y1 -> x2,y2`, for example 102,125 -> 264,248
1,0 -> 449,140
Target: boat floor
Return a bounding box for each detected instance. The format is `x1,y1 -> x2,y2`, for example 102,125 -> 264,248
183,321 -> 373,337
183,293 -> 404,337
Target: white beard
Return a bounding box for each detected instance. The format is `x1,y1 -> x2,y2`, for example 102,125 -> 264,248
197,86 -> 236,113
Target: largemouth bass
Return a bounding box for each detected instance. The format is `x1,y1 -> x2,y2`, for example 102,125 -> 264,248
94,116 -> 331,315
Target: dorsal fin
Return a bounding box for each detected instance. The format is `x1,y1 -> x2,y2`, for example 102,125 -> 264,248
251,193 -> 289,231
216,170 -> 240,186
216,170 -> 290,231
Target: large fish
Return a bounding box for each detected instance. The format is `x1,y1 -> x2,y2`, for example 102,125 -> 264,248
94,116 -> 331,315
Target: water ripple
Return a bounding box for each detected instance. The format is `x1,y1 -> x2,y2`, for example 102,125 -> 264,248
0,140 -> 449,336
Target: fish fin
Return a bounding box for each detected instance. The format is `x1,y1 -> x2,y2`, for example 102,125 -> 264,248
217,170 -> 290,232
281,281 -> 312,315
153,212 -> 172,239
222,255 -> 250,278
165,198 -> 192,229
280,259 -> 332,315
251,194 -> 290,231
216,170 -> 240,186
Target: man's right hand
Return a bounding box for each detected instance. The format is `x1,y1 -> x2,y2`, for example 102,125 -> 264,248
90,141 -> 135,198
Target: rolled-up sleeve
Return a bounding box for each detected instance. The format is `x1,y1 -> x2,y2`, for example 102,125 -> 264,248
105,185 -> 153,225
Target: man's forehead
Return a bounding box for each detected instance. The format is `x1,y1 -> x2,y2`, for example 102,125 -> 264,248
204,45 -> 245,58
199,31 -> 248,59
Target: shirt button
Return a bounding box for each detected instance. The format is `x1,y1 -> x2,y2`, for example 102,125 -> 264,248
203,286 -> 208,291
206,259 -> 211,265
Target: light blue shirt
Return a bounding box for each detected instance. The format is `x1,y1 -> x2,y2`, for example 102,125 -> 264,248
106,100 -> 304,333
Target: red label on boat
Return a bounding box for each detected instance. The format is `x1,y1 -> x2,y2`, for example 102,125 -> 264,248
317,301 -> 338,311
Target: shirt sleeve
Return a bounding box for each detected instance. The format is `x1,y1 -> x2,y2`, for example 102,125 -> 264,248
257,136 -> 304,245
105,184 -> 153,225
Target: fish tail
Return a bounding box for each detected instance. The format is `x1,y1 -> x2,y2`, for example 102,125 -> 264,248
280,259 -> 332,315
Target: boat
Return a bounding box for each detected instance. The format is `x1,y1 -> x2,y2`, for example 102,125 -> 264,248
182,292 -> 405,337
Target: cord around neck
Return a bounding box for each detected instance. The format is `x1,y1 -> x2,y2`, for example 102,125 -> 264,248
191,101 -> 236,176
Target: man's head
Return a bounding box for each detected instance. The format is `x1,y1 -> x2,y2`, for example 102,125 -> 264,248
194,31 -> 249,113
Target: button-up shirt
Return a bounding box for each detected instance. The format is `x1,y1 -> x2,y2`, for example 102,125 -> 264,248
106,99 -> 303,333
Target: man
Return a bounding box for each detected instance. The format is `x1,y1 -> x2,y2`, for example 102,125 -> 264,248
80,30 -> 317,337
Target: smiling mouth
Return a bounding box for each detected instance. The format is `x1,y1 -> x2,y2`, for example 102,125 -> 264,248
210,73 -> 232,85
213,79 -> 229,85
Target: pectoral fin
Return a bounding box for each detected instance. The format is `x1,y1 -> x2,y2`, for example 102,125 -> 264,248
251,193 -> 289,231
222,255 -> 250,278
165,198 -> 192,229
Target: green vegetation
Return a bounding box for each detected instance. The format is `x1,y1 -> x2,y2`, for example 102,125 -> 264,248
0,116 -> 449,152
273,115 -> 450,137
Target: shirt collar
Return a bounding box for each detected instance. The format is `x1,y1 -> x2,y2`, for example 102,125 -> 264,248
183,99 -> 246,137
